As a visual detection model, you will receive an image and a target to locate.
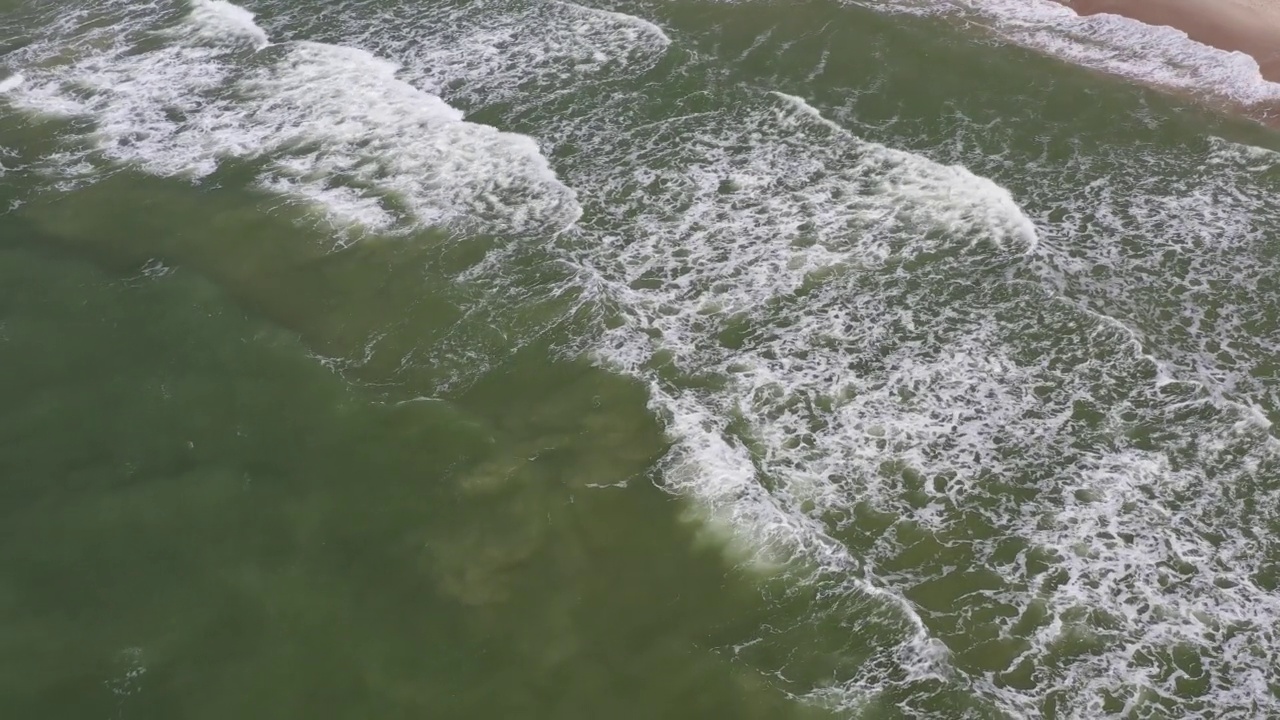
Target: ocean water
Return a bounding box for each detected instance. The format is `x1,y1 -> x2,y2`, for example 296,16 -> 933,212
1,0 -> 1278,718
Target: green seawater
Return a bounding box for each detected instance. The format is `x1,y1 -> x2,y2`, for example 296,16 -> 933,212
1,0 -> 1279,718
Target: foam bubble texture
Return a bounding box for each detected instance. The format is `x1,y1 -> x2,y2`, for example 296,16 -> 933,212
863,0 -> 1280,107
558,70 -> 1280,715
3,0 -> 1279,716
244,0 -> 672,109
185,0 -> 270,49
1,0 -> 581,235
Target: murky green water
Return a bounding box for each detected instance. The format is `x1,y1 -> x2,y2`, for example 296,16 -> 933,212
0,223 -> 830,719
1,0 -> 1278,717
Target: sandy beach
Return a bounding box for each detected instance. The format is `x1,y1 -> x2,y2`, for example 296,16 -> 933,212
1064,0 -> 1280,82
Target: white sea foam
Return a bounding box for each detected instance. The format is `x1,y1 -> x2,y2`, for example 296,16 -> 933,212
184,0 -> 270,49
563,77 -> 1280,715
254,0 -> 671,112
0,73 -> 23,92
1208,134 -> 1280,170
866,0 -> 1280,107
775,93 -> 1039,252
984,132 -> 1280,716
4,0 -> 1279,716
239,41 -> 581,233
256,173 -> 399,238
560,89 -> 1048,710
1,0 -> 580,235
1023,131 -> 1280,437
567,1 -> 672,48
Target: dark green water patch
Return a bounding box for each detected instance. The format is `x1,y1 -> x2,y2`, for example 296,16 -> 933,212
0,237 -> 836,720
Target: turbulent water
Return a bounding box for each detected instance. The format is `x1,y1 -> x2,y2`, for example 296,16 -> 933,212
1,0 -> 1278,718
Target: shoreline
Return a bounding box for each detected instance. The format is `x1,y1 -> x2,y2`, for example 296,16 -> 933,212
1060,0 -> 1280,84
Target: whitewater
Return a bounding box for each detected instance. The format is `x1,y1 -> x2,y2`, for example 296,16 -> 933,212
1,0 -> 1277,717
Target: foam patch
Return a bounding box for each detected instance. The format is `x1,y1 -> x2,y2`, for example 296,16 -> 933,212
2,0 -> 1278,716
557,73 -> 1280,715
863,0 -> 1280,108
2,0 -> 580,235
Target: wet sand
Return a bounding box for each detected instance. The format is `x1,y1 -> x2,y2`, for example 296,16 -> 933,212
1064,0 -> 1280,82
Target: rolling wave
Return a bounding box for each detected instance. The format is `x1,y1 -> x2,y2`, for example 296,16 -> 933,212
1,0 -> 1277,717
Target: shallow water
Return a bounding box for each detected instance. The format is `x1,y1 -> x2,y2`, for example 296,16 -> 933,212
1,0 -> 1278,717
